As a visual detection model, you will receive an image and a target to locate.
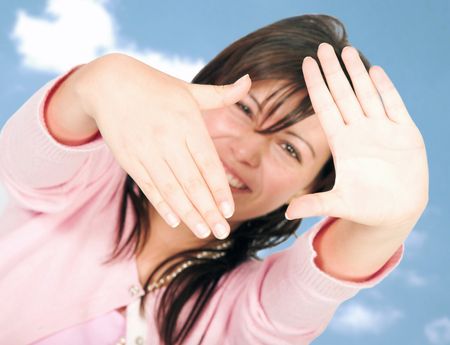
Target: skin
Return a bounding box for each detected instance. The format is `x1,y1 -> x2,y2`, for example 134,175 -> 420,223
136,81 -> 331,286
46,53 -> 330,289
48,43 -> 428,322
138,42 -> 428,286
121,43 -> 429,318
288,43 -> 428,282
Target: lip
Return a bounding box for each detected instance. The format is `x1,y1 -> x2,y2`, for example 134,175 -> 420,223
221,161 -> 252,192
229,184 -> 251,193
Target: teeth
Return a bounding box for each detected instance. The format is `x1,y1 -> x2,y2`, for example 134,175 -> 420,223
226,172 -> 247,189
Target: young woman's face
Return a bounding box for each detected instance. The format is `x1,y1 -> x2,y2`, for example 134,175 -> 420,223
202,80 -> 332,222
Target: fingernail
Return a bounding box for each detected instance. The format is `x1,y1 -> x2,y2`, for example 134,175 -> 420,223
233,74 -> 249,86
196,223 -> 211,238
166,213 -> 180,228
214,223 -> 229,239
220,201 -> 233,219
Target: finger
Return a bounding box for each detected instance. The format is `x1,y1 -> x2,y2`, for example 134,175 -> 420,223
369,66 -> 414,125
302,56 -> 346,137
341,46 -> 387,120
286,190 -> 348,220
317,43 -> 365,124
123,157 -> 181,229
165,144 -> 231,240
138,154 -> 214,239
187,74 -> 252,110
186,125 -> 235,219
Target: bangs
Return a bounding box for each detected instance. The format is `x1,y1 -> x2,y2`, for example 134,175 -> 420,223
255,82 -> 315,135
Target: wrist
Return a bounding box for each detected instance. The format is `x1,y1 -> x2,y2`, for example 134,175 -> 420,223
73,53 -> 126,122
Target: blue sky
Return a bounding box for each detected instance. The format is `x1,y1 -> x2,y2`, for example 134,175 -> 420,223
0,1 -> 449,344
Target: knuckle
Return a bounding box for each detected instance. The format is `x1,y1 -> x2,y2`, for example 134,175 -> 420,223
160,181 -> 179,197
180,207 -> 199,222
183,177 -> 204,193
141,179 -> 157,195
332,89 -> 351,104
358,88 -> 379,102
212,186 -> 230,200
202,158 -> 219,172
213,85 -> 227,107
317,102 -> 336,115
351,68 -> 368,80
327,67 -> 343,78
154,199 -> 168,212
202,208 -> 218,220
388,102 -> 404,114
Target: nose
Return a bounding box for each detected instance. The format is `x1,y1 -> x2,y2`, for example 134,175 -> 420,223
230,131 -> 268,168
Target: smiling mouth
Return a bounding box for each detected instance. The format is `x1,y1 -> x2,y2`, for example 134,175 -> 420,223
225,172 -> 246,188
221,160 -> 252,192
229,184 -> 251,193
226,174 -> 251,194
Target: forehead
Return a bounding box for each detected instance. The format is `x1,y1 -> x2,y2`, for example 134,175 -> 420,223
250,79 -> 296,99
249,79 -> 309,128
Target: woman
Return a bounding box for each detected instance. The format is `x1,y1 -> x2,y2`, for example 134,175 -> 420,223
0,14 -> 428,345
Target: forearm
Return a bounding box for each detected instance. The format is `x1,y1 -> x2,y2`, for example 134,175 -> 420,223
312,215 -> 419,282
45,63 -> 99,146
45,53 -> 135,146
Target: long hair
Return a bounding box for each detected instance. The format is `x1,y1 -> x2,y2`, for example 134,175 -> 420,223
103,14 -> 371,344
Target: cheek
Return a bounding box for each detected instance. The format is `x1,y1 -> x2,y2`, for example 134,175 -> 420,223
260,167 -> 300,201
203,119 -> 218,137
202,108 -> 242,137
203,109 -> 225,130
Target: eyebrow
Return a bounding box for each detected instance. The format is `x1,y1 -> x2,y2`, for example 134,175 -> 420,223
286,131 -> 316,159
249,92 -> 263,113
249,92 -> 316,159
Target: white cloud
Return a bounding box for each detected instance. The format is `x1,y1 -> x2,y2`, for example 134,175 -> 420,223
391,268 -> 429,287
110,43 -> 206,82
365,288 -> 384,301
10,0 -> 205,81
330,302 -> 403,335
11,0 -> 116,73
425,317 -> 450,344
402,269 -> 428,287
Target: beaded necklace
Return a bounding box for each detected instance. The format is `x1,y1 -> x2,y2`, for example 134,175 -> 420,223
146,238 -> 233,292
116,239 -> 233,345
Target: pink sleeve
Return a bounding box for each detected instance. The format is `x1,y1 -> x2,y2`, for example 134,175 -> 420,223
0,64 -> 119,214
229,216 -> 404,344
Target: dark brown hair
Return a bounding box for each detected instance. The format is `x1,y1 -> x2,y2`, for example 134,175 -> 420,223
103,14 -> 371,345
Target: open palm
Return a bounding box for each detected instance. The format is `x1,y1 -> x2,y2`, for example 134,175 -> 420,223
286,43 -> 429,228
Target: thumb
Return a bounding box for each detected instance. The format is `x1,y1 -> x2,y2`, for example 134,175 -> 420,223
285,190 -> 346,220
187,74 -> 252,110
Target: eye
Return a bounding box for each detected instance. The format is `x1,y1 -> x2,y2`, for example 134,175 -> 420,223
236,101 -> 252,116
281,142 -> 302,163
237,101 -> 302,164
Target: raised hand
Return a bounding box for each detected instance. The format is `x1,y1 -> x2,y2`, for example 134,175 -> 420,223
285,43 -> 429,228
81,53 -> 252,239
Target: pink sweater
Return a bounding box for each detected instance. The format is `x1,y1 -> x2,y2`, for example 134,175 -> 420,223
0,65 -> 404,345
